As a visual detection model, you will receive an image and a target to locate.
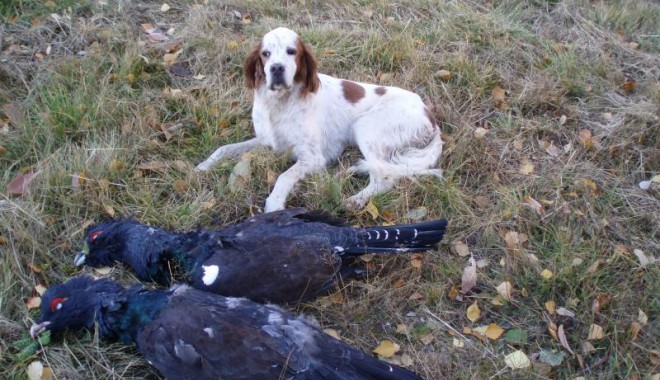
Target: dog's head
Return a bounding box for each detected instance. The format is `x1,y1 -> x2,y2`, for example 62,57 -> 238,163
244,27 -> 319,96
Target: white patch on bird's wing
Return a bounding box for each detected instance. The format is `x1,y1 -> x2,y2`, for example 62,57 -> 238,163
201,265 -> 220,286
147,227 -> 156,235
267,312 -> 284,324
203,327 -> 214,338
334,246 -> 344,252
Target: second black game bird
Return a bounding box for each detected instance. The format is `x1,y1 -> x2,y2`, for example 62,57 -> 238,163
74,208 -> 447,303
31,276 -> 422,380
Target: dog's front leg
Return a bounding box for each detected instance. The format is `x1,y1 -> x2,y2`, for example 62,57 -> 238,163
195,138 -> 262,171
264,160 -> 324,212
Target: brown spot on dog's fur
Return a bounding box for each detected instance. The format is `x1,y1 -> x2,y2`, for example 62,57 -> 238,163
342,80 -> 365,104
375,87 -> 387,96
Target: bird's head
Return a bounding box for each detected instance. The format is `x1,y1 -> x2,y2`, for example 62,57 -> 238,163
74,219 -> 167,268
30,276 -> 124,338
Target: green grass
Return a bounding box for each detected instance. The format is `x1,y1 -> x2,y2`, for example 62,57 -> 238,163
1,0 -> 659,378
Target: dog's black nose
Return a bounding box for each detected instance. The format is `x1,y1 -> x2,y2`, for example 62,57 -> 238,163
270,64 -> 285,75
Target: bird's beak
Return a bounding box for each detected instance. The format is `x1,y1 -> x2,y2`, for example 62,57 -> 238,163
74,251 -> 86,267
30,321 -> 50,339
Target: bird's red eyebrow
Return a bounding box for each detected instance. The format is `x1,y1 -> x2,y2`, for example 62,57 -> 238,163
89,230 -> 103,242
50,297 -> 65,312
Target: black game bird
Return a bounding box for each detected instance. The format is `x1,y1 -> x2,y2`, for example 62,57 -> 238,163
74,208 -> 448,303
30,276 -> 422,380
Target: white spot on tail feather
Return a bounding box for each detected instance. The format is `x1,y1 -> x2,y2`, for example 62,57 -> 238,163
413,228 -> 418,239
375,231 -> 380,239
383,230 -> 388,240
268,312 -> 284,324
201,265 -> 219,285
147,227 -> 156,235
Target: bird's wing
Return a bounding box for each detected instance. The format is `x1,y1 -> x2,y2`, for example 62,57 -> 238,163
136,291 -> 310,380
190,234 -> 341,304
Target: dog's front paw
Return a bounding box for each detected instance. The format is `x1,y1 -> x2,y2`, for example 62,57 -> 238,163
343,195 -> 368,212
264,196 -> 286,213
195,162 -> 211,172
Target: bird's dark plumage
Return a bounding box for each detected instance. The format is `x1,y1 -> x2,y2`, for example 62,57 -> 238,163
31,276 -> 422,380
74,208 -> 448,303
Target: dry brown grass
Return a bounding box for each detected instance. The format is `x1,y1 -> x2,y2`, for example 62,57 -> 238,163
1,0 -> 658,378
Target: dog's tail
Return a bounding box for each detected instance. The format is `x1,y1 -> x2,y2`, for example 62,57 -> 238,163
349,131 -> 443,179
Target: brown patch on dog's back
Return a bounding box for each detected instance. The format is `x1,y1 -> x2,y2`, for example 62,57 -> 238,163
375,86 -> 387,96
341,80 -> 366,104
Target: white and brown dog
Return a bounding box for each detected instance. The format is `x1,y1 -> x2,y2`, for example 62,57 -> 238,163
196,27 -> 443,212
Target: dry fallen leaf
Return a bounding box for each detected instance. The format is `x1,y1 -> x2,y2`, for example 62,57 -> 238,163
485,323 -> 505,340
630,322 -> 642,341
434,70 -> 451,81
7,172 -> 38,196
548,321 -> 558,340
447,284 -> 461,301
396,324 -> 409,335
35,285 -> 47,296
544,141 -> 560,157
160,3 -> 170,12
556,307 -> 575,318
578,129 -> 594,148
492,86 -> 509,110
410,253 -> 423,269
504,350 -> 531,369
466,301 -> 481,322
496,281 -> 514,302
523,196 -> 544,215
491,294 -> 505,306
540,269 -> 553,279
633,249 -> 651,267
474,127 -> 488,139
418,333 -> 434,345
364,200 -> 379,220
27,361 -> 46,380
323,328 -> 341,340
638,309 -> 648,324
452,337 -> 465,348
545,300 -> 556,315
622,80 -> 637,93
461,257 -> 477,295
451,240 -> 471,257
94,267 -> 112,275
519,160 -> 534,175
26,296 -> 42,310
557,324 -> 574,355
588,324 -> 604,340
372,340 -> 400,358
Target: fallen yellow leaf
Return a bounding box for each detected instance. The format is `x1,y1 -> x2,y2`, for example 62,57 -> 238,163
452,337 -> 465,348
364,200 -> 379,220
435,70 -> 451,81
519,160 -> 534,175
496,281 -> 514,302
323,328 -> 341,340
638,309 -> 648,324
545,300 -> 556,315
373,340 -> 400,358
540,269 -> 553,279
504,350 -> 531,369
485,323 -> 505,340
466,301 -> 481,322
451,240 -> 470,257
588,324 -> 604,340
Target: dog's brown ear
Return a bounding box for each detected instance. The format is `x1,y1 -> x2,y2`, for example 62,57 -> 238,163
244,43 -> 264,89
295,38 -> 320,96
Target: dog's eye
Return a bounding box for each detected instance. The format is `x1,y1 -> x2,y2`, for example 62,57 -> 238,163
286,48 -> 297,56
261,51 -> 270,58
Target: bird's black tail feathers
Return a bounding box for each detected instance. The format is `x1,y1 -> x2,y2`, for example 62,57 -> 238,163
342,218 -> 447,256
